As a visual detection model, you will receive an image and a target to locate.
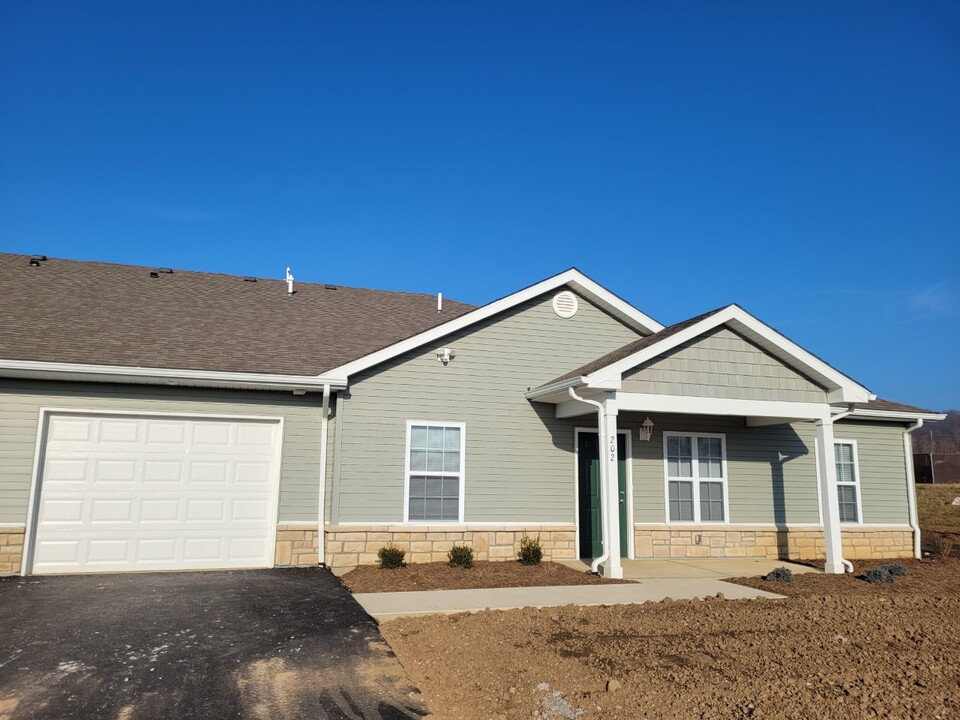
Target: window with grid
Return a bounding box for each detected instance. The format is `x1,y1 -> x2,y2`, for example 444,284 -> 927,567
406,423 -> 464,522
834,441 -> 859,523
665,433 -> 727,523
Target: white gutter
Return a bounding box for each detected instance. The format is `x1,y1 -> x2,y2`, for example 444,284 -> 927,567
903,419 -> 924,559
568,387 -> 609,575
0,358 -> 347,392
317,384 -> 331,566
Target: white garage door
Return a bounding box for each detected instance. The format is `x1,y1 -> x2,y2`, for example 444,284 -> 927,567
31,413 -> 281,574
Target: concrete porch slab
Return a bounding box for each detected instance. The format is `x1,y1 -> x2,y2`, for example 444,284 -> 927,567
556,557 -> 819,580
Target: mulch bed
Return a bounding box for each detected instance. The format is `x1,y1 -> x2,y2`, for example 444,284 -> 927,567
340,560 -> 632,594
730,557 -> 960,597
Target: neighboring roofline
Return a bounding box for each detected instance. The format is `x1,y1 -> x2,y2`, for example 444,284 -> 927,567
324,268 -> 664,380
579,304 -> 873,404
0,359 -> 347,393
844,408 -> 947,422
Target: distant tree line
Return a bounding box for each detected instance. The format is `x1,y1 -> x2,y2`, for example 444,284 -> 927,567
912,410 -> 960,454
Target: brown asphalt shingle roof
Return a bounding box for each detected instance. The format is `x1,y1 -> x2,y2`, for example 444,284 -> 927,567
545,306 -> 731,385
0,254 -> 475,376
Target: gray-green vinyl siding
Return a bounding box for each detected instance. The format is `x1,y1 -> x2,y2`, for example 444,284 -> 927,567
0,379 -> 327,525
834,420 -> 910,525
626,414 -> 821,525
335,290 -> 642,523
622,326 -> 827,403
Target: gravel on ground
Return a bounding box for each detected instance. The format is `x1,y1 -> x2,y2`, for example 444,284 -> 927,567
382,558 -> 960,720
341,560 -> 630,594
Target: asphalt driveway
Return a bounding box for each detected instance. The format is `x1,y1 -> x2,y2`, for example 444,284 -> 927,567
0,568 -> 426,720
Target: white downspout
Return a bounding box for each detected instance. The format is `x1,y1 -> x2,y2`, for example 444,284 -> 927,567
317,384 -> 331,566
903,419 -> 923,559
569,387 -> 609,575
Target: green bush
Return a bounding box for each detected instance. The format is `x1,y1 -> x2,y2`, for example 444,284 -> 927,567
517,532 -> 543,565
763,566 -> 794,583
864,567 -> 893,584
877,563 -> 909,577
448,544 -> 474,568
377,546 -> 406,569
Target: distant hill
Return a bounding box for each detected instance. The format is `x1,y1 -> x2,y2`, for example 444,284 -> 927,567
913,410 -> 960,454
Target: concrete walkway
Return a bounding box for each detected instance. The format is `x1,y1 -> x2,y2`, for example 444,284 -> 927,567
355,578 -> 784,621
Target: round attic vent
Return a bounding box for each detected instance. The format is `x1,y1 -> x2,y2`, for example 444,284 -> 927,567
552,290 -> 579,318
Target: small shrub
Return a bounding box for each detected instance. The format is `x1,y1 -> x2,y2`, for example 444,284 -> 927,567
763,566 -> 794,583
377,546 -> 406,570
864,567 -> 893,584
877,562 -> 909,577
448,544 -> 474,568
932,534 -> 955,558
517,532 -> 543,566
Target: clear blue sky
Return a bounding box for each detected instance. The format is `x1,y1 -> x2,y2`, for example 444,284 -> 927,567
2,2 -> 958,409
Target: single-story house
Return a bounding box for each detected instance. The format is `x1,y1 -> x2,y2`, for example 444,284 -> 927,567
0,254 -> 944,578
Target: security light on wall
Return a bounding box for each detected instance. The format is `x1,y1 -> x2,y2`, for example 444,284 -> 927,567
436,348 -> 456,365
639,417 -> 654,442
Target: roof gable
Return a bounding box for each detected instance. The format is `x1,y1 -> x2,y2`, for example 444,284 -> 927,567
323,268 -> 664,380
535,304 -> 873,404
621,325 -> 828,403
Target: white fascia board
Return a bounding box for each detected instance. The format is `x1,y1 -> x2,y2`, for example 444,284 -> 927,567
845,409 -> 947,422
589,305 -> 872,403
615,392 -> 831,421
326,268 -> 664,380
0,359 -> 347,393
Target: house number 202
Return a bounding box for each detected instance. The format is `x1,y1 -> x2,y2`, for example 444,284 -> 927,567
609,434 -> 617,461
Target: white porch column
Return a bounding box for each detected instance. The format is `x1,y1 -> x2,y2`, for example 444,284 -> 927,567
602,393 -> 623,579
815,417 -> 846,574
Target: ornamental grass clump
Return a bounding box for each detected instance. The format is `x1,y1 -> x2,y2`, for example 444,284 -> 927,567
517,532 -> 543,566
763,566 -> 794,583
864,567 -> 894,584
877,562 -> 909,577
448,544 -> 474,569
377,546 -> 406,570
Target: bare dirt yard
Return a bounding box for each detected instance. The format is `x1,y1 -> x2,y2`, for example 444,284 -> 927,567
917,483 -> 960,558
341,560 -> 630,593
382,558 -> 960,719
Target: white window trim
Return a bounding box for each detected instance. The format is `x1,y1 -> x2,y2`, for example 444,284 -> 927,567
403,420 -> 466,524
662,431 -> 730,525
834,438 -> 863,525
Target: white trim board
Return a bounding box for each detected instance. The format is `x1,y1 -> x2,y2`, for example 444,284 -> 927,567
325,269 -> 664,380
0,359 -> 346,393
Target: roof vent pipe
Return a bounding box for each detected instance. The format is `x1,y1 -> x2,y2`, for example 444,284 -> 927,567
437,292 -> 443,314
285,267 -> 295,296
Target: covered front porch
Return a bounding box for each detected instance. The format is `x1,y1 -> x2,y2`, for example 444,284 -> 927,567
527,304 -> 888,579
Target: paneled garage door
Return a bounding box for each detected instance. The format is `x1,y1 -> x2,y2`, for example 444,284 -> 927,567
31,413 -> 281,574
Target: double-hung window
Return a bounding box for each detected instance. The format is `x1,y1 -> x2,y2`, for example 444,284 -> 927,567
834,440 -> 860,523
405,421 -> 465,522
665,432 -> 727,523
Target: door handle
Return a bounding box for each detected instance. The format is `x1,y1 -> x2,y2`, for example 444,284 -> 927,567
619,491 -> 626,503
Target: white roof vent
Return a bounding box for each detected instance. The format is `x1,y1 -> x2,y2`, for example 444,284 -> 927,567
552,290 -> 579,318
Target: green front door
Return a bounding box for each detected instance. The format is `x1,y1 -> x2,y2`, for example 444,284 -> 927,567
577,432 -> 628,559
